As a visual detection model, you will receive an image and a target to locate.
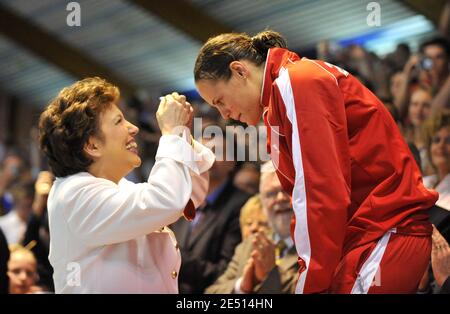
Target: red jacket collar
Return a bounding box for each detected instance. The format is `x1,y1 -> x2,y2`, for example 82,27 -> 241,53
260,48 -> 301,107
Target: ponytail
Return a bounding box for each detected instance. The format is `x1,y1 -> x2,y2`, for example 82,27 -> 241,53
194,30 -> 287,81
251,30 -> 287,59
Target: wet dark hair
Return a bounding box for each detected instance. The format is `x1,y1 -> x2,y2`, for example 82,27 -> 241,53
194,30 -> 287,81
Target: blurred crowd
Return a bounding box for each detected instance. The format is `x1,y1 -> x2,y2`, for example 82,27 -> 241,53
1,31 -> 450,294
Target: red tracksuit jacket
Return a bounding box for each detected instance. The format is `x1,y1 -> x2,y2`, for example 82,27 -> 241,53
262,48 -> 438,294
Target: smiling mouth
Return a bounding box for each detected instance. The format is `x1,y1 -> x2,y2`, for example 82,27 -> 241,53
126,141 -> 138,154
274,207 -> 292,215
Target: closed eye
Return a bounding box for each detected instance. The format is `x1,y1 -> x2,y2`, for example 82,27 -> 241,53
214,99 -> 224,108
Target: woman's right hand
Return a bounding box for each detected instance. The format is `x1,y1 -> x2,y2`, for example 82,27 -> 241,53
156,92 -> 193,136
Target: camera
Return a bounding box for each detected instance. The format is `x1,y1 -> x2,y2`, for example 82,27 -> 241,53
420,57 -> 433,71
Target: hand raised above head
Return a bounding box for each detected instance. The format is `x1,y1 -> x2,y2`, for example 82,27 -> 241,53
156,93 -> 192,136
35,171 -> 55,196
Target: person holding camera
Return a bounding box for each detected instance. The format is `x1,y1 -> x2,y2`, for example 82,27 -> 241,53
397,37 -> 450,119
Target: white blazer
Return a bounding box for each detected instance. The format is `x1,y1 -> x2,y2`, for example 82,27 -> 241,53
47,134 -> 215,293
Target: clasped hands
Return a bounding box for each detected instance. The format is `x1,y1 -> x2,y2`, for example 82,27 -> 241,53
156,92 -> 194,136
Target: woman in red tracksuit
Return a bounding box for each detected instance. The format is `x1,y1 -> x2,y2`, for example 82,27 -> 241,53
194,30 -> 438,294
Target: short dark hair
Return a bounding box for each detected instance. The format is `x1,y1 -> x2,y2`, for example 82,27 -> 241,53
38,77 -> 119,177
420,37 -> 450,58
194,30 -> 287,81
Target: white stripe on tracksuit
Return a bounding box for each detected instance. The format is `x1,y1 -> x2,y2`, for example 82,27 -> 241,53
351,228 -> 396,294
275,67 -> 311,294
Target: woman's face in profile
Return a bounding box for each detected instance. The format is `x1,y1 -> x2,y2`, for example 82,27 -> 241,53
90,105 -> 141,179
196,61 -> 264,126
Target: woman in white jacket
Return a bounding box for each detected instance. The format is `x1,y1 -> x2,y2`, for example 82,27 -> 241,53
38,77 -> 214,293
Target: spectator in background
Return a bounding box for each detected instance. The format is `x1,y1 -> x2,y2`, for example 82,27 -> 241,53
421,37 -> 450,113
171,132 -> 250,294
239,195 -> 268,240
386,43 -> 411,72
390,71 -> 407,110
382,97 -> 424,170
382,98 -> 402,130
417,110 -> 449,294
347,45 -> 372,84
0,152 -> 29,216
233,162 -> 260,195
397,38 -> 450,118
22,171 -> 54,291
0,227 -> 9,294
403,87 -> 433,174
419,38 -> 450,96
206,162 -> 298,294
423,110 -> 450,210
7,244 -> 42,294
317,40 -> 337,64
0,183 -> 34,245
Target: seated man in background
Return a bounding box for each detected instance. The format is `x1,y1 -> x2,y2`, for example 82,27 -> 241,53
206,162 -> 298,294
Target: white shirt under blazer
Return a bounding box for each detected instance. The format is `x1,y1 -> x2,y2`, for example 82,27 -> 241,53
47,134 -> 215,293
